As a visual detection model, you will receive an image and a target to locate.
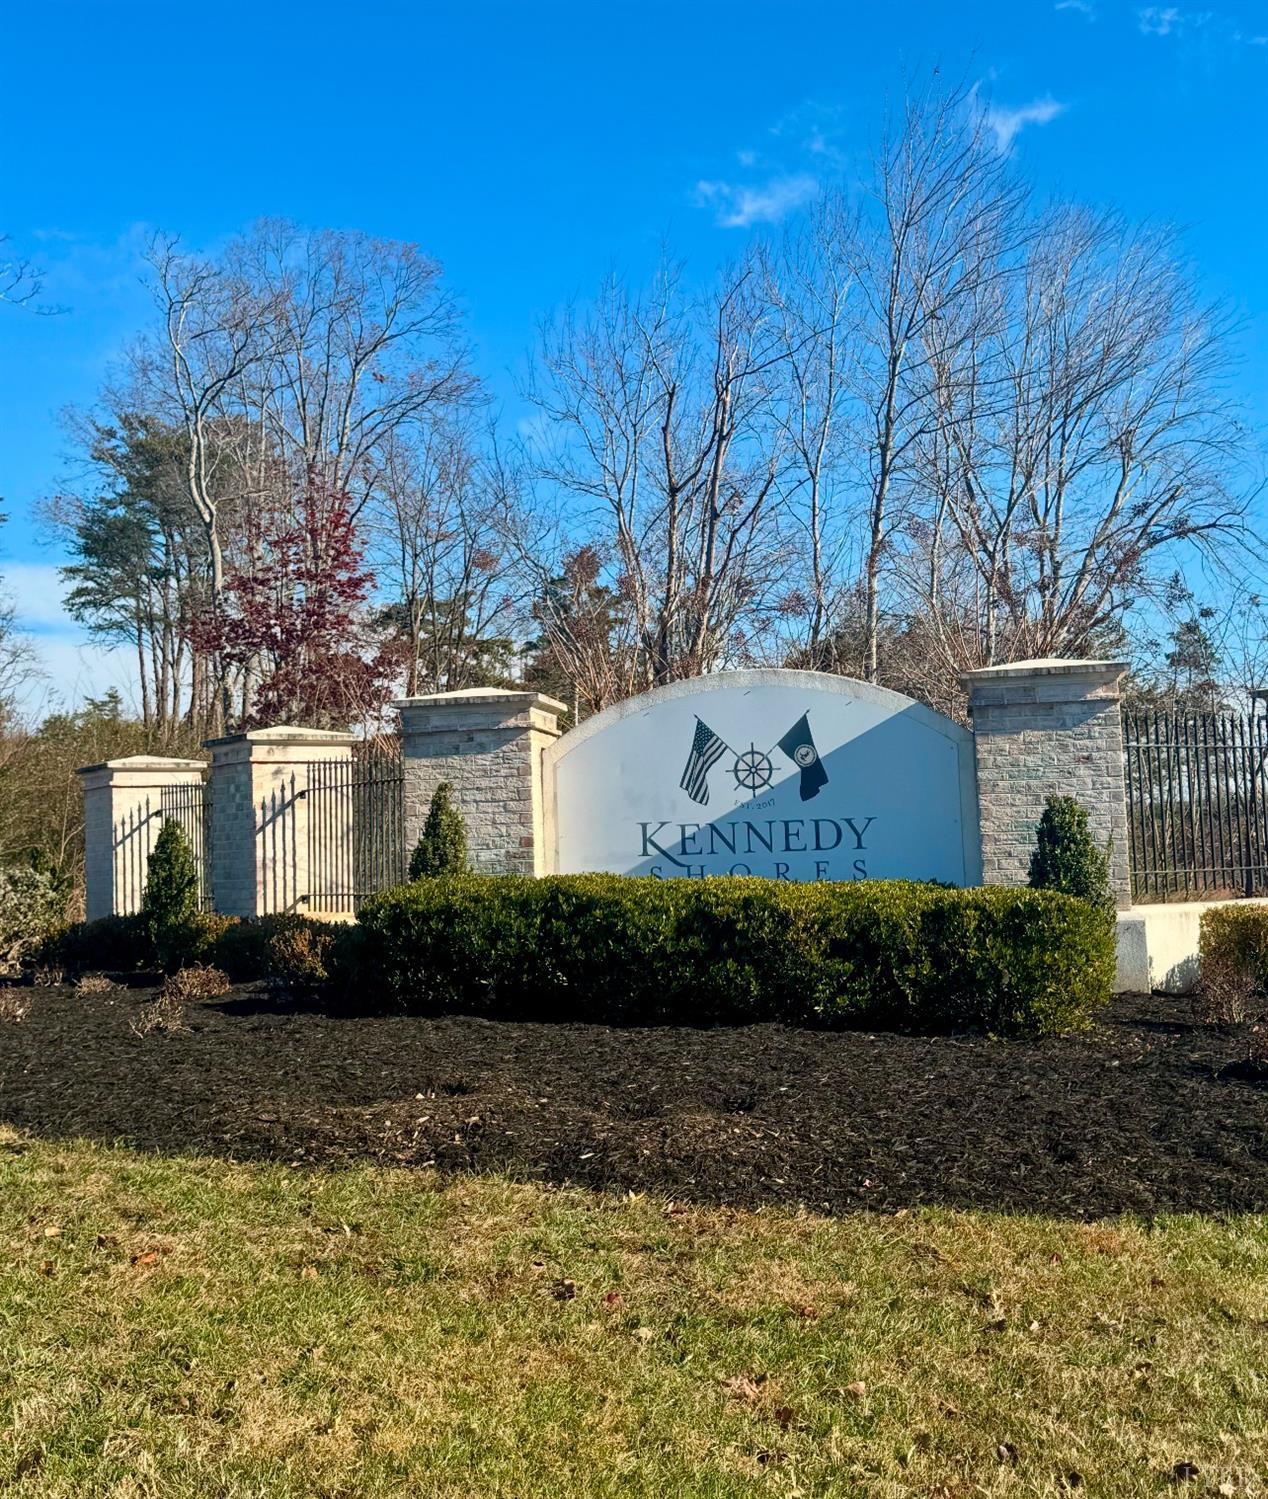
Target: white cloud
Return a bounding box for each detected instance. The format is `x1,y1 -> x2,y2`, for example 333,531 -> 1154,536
694,173 -> 820,229
983,96 -> 1067,152
1137,7 -> 1265,45
1138,6 -> 1216,35
1138,6 -> 1182,33
1055,0 -> 1096,16
736,149 -> 758,167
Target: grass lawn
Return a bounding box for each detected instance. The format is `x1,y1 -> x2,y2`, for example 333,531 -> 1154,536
0,1129 -> 1265,1496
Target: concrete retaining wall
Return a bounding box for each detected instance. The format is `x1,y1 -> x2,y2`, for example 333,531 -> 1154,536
1114,897 -> 1268,994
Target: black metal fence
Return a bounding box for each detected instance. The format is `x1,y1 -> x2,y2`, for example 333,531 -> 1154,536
306,744 -> 405,914
258,773 -> 306,915
1123,709 -> 1268,902
159,779 -> 214,911
111,798 -> 161,916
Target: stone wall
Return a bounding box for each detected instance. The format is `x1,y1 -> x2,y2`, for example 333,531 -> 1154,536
79,664 -> 1138,920
397,690 -> 565,875
962,659 -> 1131,905
76,757 -> 207,921
205,727 -> 356,918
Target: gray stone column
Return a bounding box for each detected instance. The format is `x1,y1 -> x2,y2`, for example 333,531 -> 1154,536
961,658 -> 1131,907
76,756 -> 207,920
395,689 -> 566,875
205,726 -> 356,917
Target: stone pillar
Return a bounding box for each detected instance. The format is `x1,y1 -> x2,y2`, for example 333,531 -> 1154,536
76,756 -> 207,921
205,726 -> 356,918
395,689 -> 566,875
961,658 -> 1131,907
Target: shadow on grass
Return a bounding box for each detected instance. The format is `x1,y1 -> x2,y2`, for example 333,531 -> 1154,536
1,984 -> 1266,1219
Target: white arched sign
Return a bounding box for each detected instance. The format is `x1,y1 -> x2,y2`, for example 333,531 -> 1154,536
543,670 -> 981,885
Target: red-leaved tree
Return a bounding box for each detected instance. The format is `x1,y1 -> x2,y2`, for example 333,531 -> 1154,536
195,474 -> 404,730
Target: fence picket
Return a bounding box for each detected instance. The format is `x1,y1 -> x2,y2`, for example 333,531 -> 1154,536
1124,707 -> 1268,902
303,744 -> 405,914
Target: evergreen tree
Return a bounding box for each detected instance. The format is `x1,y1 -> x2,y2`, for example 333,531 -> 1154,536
142,818 -> 199,935
409,782 -> 467,878
1028,795 -> 1115,921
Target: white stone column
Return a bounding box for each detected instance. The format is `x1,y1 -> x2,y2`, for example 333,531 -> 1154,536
961,658 -> 1131,907
205,727 -> 357,918
77,756 -> 208,921
395,689 -> 566,875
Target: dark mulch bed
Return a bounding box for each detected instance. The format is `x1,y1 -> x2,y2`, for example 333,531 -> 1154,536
1,984 -> 1266,1217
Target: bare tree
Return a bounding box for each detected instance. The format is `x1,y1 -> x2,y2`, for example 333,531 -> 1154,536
760,197 -> 863,667
849,85 -> 1025,681
0,234 -> 61,314
142,236 -> 278,614
223,222 -> 477,517
130,222 -> 477,726
370,418 -> 520,695
912,207 -> 1256,668
529,259 -> 789,691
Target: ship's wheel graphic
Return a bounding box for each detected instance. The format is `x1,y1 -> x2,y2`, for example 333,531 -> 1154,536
731,743 -> 774,794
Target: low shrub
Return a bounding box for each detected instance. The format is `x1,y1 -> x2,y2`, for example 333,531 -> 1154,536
129,965 -> 230,1037
42,913 -> 154,973
74,972 -> 118,996
1192,956 -> 1259,1029
42,909 -> 341,988
160,965 -> 232,1004
0,864 -> 72,974
130,990 -> 185,1037
1200,903 -> 1268,992
260,921 -> 336,995
358,875 -> 1114,1036
211,913 -> 330,987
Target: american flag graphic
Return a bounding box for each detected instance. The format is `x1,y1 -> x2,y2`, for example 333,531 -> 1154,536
680,717 -> 728,805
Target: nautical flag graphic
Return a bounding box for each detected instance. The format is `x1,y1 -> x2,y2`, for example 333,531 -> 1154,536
777,712 -> 829,801
680,717 -> 729,805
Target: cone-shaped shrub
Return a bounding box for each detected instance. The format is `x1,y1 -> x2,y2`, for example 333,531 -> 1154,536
409,781 -> 468,878
1028,794 -> 1115,921
142,819 -> 199,954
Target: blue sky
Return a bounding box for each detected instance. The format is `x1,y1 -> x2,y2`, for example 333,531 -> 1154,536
2,0 -> 1266,708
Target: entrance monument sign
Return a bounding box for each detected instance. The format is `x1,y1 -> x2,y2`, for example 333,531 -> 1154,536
544,669 -> 982,884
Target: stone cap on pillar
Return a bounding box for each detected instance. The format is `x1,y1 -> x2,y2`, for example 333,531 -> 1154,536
960,658 -> 1128,707
394,687 -> 568,735
76,755 -> 207,789
203,724 -> 359,765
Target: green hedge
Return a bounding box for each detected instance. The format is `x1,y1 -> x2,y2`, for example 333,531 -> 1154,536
357,875 -> 1114,1036
43,911 -> 354,988
1199,903 -> 1268,987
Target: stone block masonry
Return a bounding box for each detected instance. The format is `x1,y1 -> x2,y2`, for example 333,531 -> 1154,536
395,689 -> 566,875
76,757 -> 207,920
79,662 -> 1139,930
204,727 -> 356,918
962,659 -> 1131,907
